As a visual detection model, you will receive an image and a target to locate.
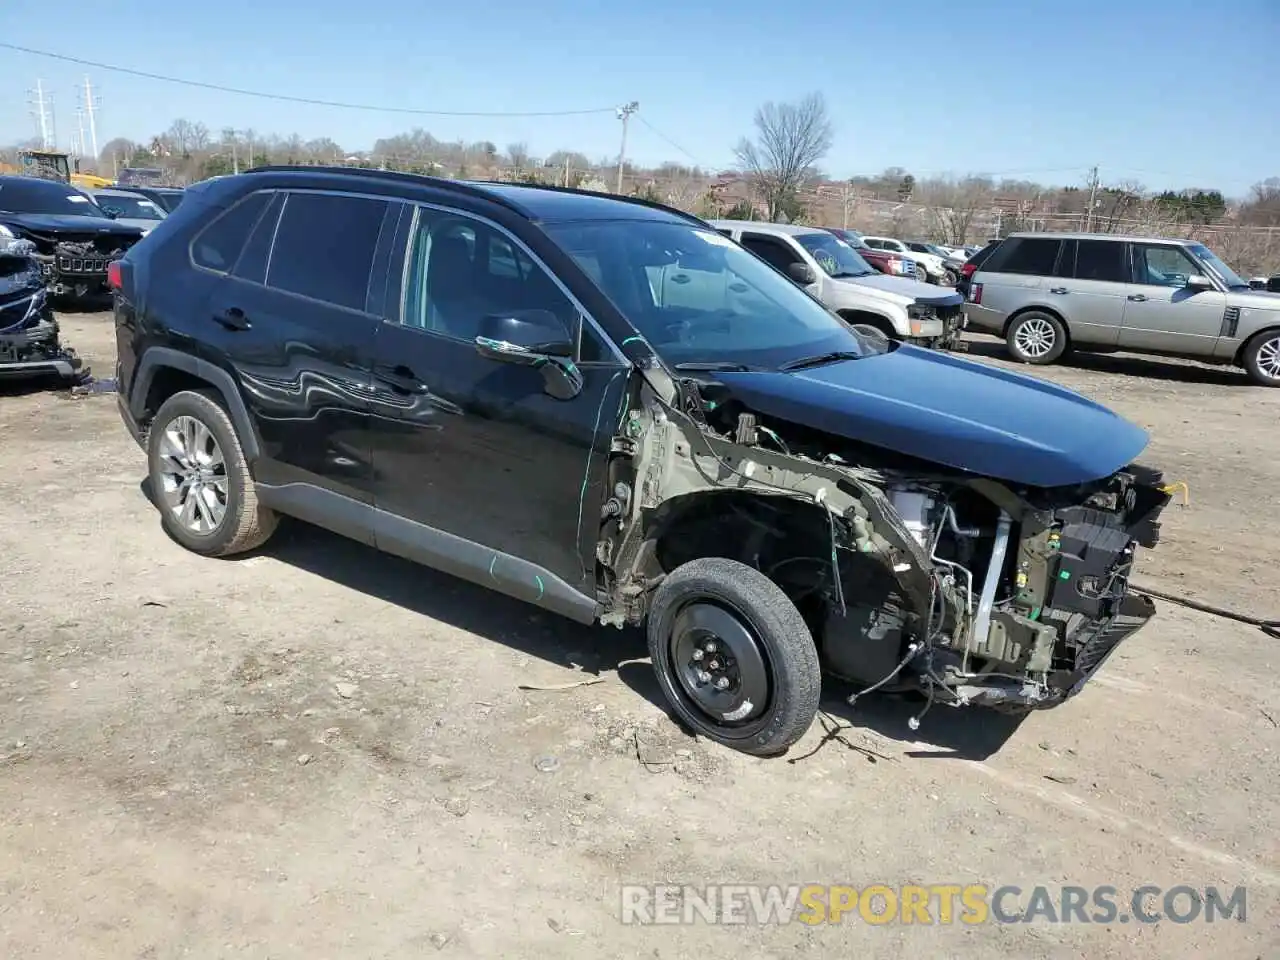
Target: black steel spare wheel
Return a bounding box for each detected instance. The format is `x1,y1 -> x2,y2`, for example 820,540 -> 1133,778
647,557 -> 821,756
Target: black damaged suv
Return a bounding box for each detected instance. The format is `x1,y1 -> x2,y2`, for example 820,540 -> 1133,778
0,175 -> 144,302
113,167 -> 1169,757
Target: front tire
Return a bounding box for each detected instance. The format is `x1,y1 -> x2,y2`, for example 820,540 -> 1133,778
1006,311 -> 1067,365
147,389 -> 278,556
1241,329 -> 1280,386
647,558 -> 821,757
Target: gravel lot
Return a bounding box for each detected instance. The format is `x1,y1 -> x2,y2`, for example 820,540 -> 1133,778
2,313 -> 1277,959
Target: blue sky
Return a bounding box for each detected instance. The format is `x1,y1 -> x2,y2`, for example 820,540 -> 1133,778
1,0 -> 1277,197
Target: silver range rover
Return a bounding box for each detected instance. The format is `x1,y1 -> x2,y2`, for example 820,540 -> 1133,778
965,232 -> 1280,386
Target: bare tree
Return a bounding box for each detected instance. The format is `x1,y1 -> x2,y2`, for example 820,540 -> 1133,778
506,142 -> 530,169
733,92 -> 833,221
918,175 -> 995,243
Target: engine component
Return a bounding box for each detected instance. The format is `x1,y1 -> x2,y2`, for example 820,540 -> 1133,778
886,486 -> 935,548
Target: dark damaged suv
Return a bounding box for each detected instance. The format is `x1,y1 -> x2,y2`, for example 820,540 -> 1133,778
0,175 -> 144,302
111,167 -> 1172,757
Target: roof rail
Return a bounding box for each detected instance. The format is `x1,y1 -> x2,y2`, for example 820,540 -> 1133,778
241,164 -> 531,217
242,164 -> 707,226
471,179 -> 709,226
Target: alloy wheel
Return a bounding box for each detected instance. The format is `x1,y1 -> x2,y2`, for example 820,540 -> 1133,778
157,415 -> 229,534
1256,334 -> 1280,381
1014,317 -> 1057,359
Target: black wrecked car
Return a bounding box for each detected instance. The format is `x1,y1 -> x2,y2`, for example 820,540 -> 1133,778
0,237 -> 85,382
0,175 -> 144,303
111,167 -> 1172,757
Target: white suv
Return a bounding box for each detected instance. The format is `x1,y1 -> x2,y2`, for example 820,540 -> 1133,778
709,220 -> 965,349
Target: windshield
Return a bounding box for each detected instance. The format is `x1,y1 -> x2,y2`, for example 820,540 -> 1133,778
1188,243 -> 1247,290
95,194 -> 167,221
794,232 -> 876,278
0,182 -> 109,218
926,244 -> 952,259
544,220 -> 877,369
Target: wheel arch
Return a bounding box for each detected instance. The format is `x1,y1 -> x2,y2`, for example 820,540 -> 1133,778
1002,304 -> 1072,345
131,347 -> 262,462
838,308 -> 900,338
1233,324 -> 1280,366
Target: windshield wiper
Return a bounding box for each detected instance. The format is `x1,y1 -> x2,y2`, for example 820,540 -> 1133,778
829,271 -> 872,279
777,351 -> 861,372
673,361 -> 759,373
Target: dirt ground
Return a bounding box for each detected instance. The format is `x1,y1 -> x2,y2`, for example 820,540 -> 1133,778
2,314 -> 1277,959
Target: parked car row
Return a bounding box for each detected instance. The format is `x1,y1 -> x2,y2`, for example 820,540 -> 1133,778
709,220 -> 966,350
108,166 -> 1173,758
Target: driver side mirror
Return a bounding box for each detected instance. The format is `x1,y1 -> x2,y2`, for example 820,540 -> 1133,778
1185,274 -> 1213,291
475,309 -> 583,400
788,262 -> 817,285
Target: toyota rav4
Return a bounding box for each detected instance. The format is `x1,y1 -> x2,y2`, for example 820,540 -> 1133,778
111,168 -> 1172,757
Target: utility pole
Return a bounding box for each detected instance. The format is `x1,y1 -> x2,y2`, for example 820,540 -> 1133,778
28,80 -> 53,149
75,107 -> 87,159
840,180 -> 857,229
614,101 -> 639,194
563,154 -> 570,188
1084,165 -> 1100,233
80,75 -> 100,161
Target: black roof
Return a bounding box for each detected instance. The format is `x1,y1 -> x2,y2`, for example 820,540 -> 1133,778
240,165 -> 703,226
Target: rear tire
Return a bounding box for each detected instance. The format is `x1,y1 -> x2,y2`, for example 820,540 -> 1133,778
1241,329 -> 1280,386
647,558 -> 821,757
1006,311 -> 1067,365
147,389 -> 278,557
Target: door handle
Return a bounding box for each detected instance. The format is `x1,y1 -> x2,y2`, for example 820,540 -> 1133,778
377,366 -> 429,394
1048,287 -> 1069,295
670,274 -> 690,284
214,307 -> 251,331
1127,293 -> 1149,302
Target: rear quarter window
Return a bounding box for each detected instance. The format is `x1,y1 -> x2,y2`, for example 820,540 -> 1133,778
190,191 -> 273,273
983,237 -> 1062,276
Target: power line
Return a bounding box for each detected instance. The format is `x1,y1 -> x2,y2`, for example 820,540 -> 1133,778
635,115 -> 706,168
0,42 -> 617,118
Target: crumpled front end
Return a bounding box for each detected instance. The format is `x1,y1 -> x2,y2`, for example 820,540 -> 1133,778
20,231 -> 132,301
869,464 -> 1171,714
594,361 -> 1172,725
0,238 -> 86,382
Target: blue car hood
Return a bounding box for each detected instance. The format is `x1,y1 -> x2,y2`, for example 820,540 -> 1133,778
716,344 -> 1149,487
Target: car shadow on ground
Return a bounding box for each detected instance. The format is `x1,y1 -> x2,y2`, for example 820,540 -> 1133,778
961,336 -> 1250,386
246,514 -> 652,687
140,484 -> 1025,763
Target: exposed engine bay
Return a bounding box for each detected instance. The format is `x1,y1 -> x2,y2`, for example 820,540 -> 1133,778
19,231 -> 131,300
0,238 -> 86,382
593,360 -> 1172,716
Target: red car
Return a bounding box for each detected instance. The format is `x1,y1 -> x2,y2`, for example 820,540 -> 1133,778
823,228 -> 918,279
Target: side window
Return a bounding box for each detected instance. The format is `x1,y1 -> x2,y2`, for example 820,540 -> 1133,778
191,191 -> 271,272
986,237 -> 1061,276
740,233 -> 800,274
266,192 -> 388,311
230,192 -> 283,285
1073,239 -> 1128,283
864,238 -> 884,249
1131,244 -> 1199,287
716,228 -> 733,238
401,207 -> 583,353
